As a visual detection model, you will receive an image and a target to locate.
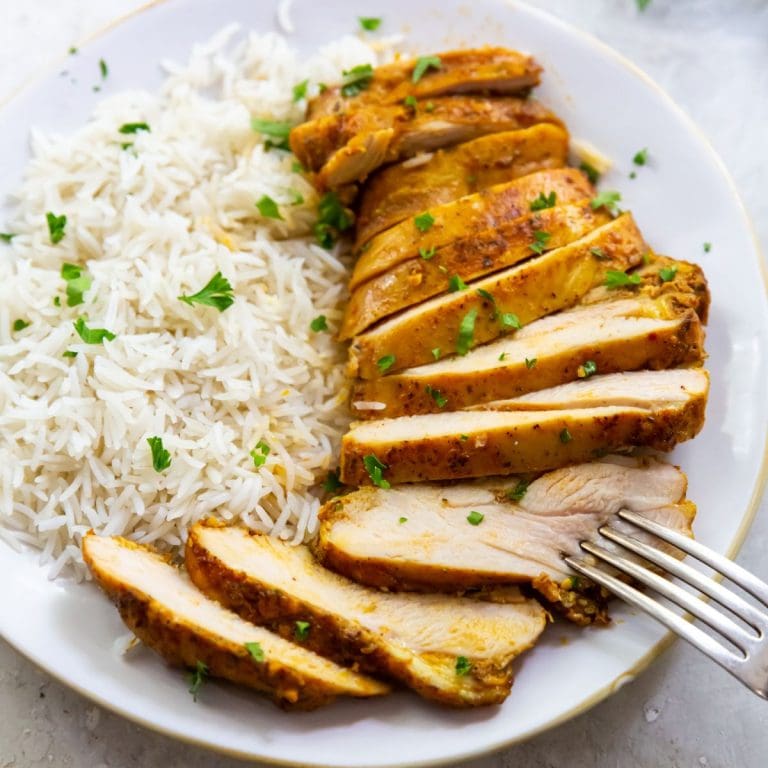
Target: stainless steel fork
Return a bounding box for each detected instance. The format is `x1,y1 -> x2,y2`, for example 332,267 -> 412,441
564,509 -> 768,699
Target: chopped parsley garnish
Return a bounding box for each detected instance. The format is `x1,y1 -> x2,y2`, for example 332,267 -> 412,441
187,660 -> 208,701
46,212 -> 67,244
147,436 -> 172,472
414,212 -> 435,232
363,454 -> 390,489
61,262 -> 92,307
292,79 -> 309,102
178,272 -> 235,312
398,516 -> 407,524
456,307 -> 478,356
659,265 -> 678,283
359,17 -> 382,31
419,246 -> 436,260
425,385 -> 447,408
291,160 -> 304,173
633,148 -> 648,166
629,171 -> 637,179
99,58 -> 108,79
604,269 -> 641,289
559,428 -> 573,444
525,357 -> 537,369
566,575 -> 582,590
448,274 -> 468,292
294,621 -> 311,641
53,296 -> 61,307
476,288 -> 494,303
120,142 -> 133,151
403,95 -> 418,110
314,192 -> 353,249
529,230 -> 551,255
425,101 -> 435,112
412,55 -> 442,83
256,195 -> 283,220
498,352 -> 507,361
500,312 -> 521,330
250,439 -> 270,467
310,315 -> 329,332
73,317 -> 116,344
507,480 -> 529,502
579,161 -> 600,185
245,641 -> 265,663
290,190 -> 304,205
118,122 -> 150,134
341,64 -> 374,97
459,434 -> 469,441
590,190 -> 622,214
578,360 -> 597,378
431,347 -> 441,360
63,350 -> 77,358
68,46 -> 78,55
703,242 -> 712,253
589,246 -> 608,260
642,252 -> 651,265
636,0 -> 651,10
455,656 -> 472,676
466,510 -> 484,526
324,469 -> 342,493
530,191 -> 556,211
0,233 -> 15,243
13,319 -> 30,332
377,354 -> 396,373
251,117 -> 292,151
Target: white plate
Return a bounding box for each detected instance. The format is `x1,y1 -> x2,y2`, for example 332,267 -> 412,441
1,1 -> 767,766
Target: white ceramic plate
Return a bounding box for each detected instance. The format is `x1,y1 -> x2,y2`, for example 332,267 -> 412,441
1,1 -> 767,766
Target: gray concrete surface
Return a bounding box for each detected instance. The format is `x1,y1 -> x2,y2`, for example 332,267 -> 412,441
1,0 -> 767,765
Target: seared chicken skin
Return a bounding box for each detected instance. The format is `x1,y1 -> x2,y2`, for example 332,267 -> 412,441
351,295 -> 705,418
308,48 -> 542,119
185,523 -> 547,707
354,124 -> 569,246
82,534 -> 389,710
341,200 -> 611,339
349,213 -> 647,378
316,456 -> 696,625
292,96 -> 560,189
340,368 -> 709,485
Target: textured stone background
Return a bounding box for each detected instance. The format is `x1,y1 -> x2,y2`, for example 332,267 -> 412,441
1,1 -> 767,766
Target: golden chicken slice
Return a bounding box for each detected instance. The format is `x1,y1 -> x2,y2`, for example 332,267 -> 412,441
316,456 -> 696,625
341,200 -> 611,338
340,368 -> 709,485
308,47 -> 542,118
185,523 -> 547,708
350,296 -> 705,418
351,166 -> 594,289
354,123 -> 569,246
349,213 -> 646,379
82,534 -> 389,710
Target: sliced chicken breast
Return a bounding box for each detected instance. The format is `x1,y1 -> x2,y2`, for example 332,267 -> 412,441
308,48 -> 542,119
354,124 -> 569,246
82,534 -> 388,710
351,166 -> 594,288
351,296 -> 705,417
340,368 -> 709,485
185,524 -> 547,707
349,213 -> 647,378
341,200 -> 611,339
316,456 -> 696,624
292,96 -> 561,189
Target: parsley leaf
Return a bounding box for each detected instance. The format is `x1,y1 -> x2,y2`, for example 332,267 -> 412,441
314,192 -> 353,249
448,274 -> 468,292
466,510 -> 484,526
359,17 -> 382,31
73,317 -> 116,344
589,246 -> 608,260
579,161 -> 600,184
341,64 -> 374,97
578,360 -> 598,378
363,454 -> 390,489
425,385 -> 447,408
310,315 -> 329,332
99,58 -> 108,79
63,350 -> 77,358
403,94 -> 418,110
659,265 -> 678,283
498,352 -> 507,361
61,262 -> 92,307
455,656 -> 472,676
507,480 -> 529,502
187,660 -> 208,701
559,428 -> 573,444
323,470 -> 342,493
431,347 -> 441,360
13,319 -> 30,332
476,288 -> 494,304
500,313 -> 521,330
118,122 -> 150,134
419,246 -> 436,260
604,269 -> 641,289
703,242 -> 712,253
633,147 -> 648,166
412,55 -> 441,83
147,436 -> 172,472
250,440 -> 270,468
525,357 -> 537,369
251,117 -> 292,151
178,272 -> 235,312
530,191 -> 556,211
0,232 -> 16,243
398,516 -> 408,524
636,0 -> 651,10
529,230 -> 551,255
456,308 -> 478,356
292,79 -> 309,102
256,195 -> 283,220
414,212 -> 435,232
590,190 -> 622,214
245,641 -> 265,663
295,621 -> 311,641
46,212 -> 67,244
377,354 -> 396,373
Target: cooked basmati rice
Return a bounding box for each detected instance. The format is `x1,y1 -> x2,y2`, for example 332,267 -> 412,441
0,28 -> 387,580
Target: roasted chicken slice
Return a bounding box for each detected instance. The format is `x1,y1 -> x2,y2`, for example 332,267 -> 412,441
292,96 -> 561,189
316,456 -> 696,625
341,200 -> 611,339
82,534 -> 388,710
349,213 -> 647,378
351,296 -> 705,418
351,167 -> 594,289
340,368 -> 709,485
185,523 -> 547,707
308,48 -> 542,119
354,124 -> 569,246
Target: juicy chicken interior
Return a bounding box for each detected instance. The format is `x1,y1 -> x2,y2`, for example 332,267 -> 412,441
185,523 -> 547,707
316,456 -> 696,625
82,534 -> 389,710
351,294 -> 705,418
340,368 -> 709,485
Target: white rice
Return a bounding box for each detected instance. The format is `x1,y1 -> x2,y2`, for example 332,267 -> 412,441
0,28 -> 388,580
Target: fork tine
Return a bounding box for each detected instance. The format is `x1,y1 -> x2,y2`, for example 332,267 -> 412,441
619,509 -> 768,606
580,541 -> 755,650
599,525 -> 767,634
564,556 -> 743,678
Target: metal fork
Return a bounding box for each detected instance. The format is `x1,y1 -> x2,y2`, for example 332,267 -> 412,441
564,509 -> 768,699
